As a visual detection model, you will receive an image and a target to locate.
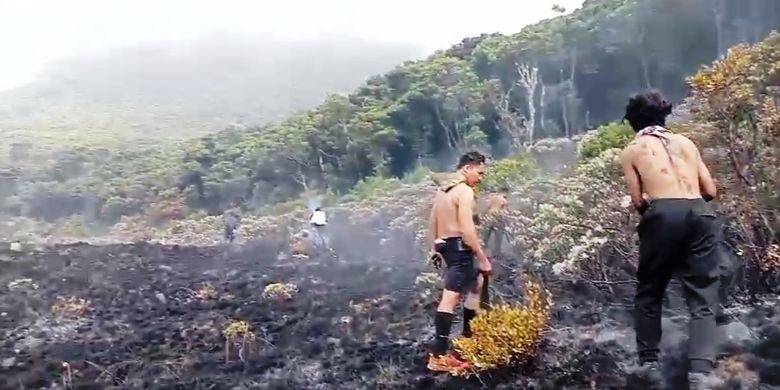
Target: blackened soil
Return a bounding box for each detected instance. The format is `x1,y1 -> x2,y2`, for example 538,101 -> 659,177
0,242 -> 778,390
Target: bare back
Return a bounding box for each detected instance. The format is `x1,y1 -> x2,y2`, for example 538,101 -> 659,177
432,183 -> 474,239
625,133 -> 704,200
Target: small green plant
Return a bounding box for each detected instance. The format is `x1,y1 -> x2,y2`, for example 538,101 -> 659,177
578,121 -> 633,160
453,280 -> 552,373
479,152 -> 538,192
52,296 -> 92,318
222,319 -> 257,364
402,165 -> 432,184
262,283 -> 299,301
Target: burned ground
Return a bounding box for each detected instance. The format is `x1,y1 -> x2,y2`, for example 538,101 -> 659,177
0,240 -> 779,389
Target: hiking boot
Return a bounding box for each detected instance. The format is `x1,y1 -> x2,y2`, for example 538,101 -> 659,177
427,353 -> 471,373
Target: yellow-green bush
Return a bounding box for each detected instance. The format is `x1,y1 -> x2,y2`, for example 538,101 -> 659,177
345,175 -> 403,201
479,152 -> 538,192
578,121 -> 633,160
452,280 -> 552,372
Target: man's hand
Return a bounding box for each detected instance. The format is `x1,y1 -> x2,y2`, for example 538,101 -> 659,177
429,250 -> 443,270
477,252 -> 492,275
635,199 -> 649,215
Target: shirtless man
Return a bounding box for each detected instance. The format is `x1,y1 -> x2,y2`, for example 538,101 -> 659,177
427,151 -> 491,372
481,187 -> 509,258
620,90 -> 721,388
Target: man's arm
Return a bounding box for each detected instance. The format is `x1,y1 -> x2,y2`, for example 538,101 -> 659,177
428,197 -> 439,247
456,185 -> 488,263
695,147 -> 717,202
620,147 -> 647,213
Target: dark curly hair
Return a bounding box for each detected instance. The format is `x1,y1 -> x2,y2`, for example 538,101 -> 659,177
623,90 -> 674,132
456,151 -> 487,169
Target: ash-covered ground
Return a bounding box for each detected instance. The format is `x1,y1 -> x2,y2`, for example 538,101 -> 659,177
1,227 -> 779,389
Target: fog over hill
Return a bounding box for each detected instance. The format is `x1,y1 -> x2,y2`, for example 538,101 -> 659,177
0,36 -> 424,138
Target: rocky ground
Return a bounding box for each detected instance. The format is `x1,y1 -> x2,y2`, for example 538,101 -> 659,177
1,236 -> 779,389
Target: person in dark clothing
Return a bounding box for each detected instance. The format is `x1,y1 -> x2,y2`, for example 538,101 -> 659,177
665,236 -> 735,325
715,232 -> 735,325
481,187 -> 509,258
224,210 -> 241,243
619,90 -> 723,389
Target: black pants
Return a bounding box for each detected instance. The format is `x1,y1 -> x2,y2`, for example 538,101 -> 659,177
635,198 -> 721,371
665,241 -> 734,323
715,242 -> 735,323
436,237 -> 479,295
481,221 -> 505,257
224,225 -> 236,242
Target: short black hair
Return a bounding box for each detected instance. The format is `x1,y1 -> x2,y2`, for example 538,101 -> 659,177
499,186 -> 510,194
456,151 -> 486,169
624,90 -> 673,132
315,207 -> 321,211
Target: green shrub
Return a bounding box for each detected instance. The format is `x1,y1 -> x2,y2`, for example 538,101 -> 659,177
101,197 -> 143,224
264,198 -> 307,215
402,165 -> 432,184
480,153 -> 538,192
578,122 -> 634,160
57,216 -> 88,238
348,175 -> 402,201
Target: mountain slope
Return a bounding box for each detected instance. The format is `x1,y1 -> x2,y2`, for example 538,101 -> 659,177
2,0 -> 779,226
0,37 -> 423,163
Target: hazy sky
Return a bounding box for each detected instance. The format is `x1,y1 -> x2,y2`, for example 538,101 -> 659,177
0,0 -> 584,91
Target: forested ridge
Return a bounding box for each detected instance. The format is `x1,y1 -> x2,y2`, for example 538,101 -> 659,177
1,0 -> 778,232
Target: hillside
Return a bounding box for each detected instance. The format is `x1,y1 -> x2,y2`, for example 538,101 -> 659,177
3,67 -> 780,386
1,239 -> 776,389
0,37 -> 423,164
1,21 -> 779,389
1,0 -> 778,229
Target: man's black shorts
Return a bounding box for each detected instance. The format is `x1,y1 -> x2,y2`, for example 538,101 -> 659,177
436,237 -> 479,294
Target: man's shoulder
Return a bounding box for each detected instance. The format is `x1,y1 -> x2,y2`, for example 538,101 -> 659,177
620,141 -> 639,160
669,132 -> 696,145
451,182 -> 474,195
447,183 -> 474,204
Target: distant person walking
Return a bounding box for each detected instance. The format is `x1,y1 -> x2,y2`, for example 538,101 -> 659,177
309,207 -> 329,248
224,209 -> 241,243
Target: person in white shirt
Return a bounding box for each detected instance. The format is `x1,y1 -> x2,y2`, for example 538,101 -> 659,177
309,207 -> 329,247
310,208 -> 327,226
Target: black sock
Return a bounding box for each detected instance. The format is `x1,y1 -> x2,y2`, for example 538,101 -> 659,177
433,312 -> 454,356
462,308 -> 477,337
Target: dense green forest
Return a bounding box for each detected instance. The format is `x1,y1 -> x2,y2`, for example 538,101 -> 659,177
1,0 -> 778,229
